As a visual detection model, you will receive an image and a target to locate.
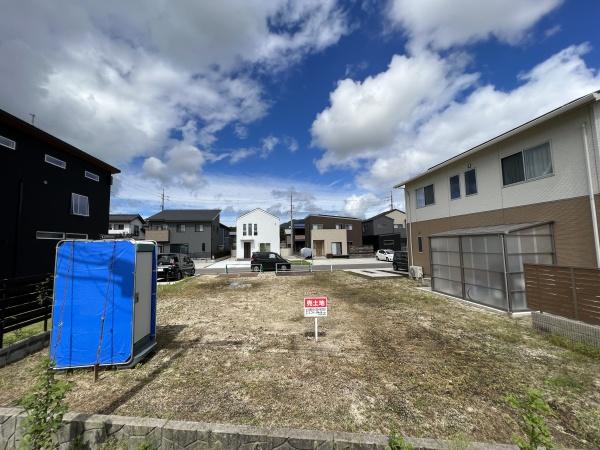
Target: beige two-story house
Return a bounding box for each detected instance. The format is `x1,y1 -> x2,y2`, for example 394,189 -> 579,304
396,91 -> 600,311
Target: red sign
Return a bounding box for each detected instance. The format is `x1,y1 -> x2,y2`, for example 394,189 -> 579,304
304,296 -> 328,317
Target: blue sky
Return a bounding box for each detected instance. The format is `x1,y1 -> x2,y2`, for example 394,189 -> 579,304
2,1 -> 600,225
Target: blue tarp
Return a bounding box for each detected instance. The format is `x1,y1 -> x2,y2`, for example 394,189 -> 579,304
50,240 -> 136,368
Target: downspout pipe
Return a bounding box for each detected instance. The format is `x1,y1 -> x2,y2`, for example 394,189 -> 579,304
405,188 -> 414,267
581,122 -> 600,267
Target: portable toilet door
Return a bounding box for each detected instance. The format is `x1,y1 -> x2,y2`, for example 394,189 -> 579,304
131,241 -> 157,363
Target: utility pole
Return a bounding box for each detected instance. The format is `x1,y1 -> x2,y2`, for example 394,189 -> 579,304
161,187 -> 166,211
390,190 -> 394,210
290,190 -> 294,253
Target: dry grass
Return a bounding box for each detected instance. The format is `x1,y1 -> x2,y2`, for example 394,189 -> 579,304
1,272 -> 599,448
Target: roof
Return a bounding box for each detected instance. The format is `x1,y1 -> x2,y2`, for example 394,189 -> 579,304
0,108 -> 120,174
305,213 -> 360,221
363,209 -> 405,222
394,90 -> 600,188
146,209 -> 220,222
237,208 -> 280,221
109,214 -> 145,223
429,221 -> 552,237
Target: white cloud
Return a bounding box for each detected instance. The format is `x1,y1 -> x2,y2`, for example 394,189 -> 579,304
387,0 -> 562,50
283,136 -> 299,152
0,1 -> 348,182
260,135 -> 280,157
344,193 -> 385,218
312,44 -> 600,192
311,51 -> 477,170
229,148 -> 257,164
234,124 -> 249,139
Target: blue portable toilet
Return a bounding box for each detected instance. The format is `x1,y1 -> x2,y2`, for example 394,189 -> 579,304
50,239 -> 157,369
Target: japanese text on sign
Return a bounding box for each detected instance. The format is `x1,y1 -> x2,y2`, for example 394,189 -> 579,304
304,296 -> 328,317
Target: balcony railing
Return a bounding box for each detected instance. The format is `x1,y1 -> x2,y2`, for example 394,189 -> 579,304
145,229 -> 169,242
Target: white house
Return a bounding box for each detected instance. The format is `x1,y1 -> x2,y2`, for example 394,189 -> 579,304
236,208 -> 280,259
108,214 -> 146,238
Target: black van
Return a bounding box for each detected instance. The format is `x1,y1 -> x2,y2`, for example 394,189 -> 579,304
250,252 -> 291,272
157,253 -> 196,280
392,251 -> 409,272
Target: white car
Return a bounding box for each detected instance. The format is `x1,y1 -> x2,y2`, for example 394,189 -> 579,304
376,249 -> 394,261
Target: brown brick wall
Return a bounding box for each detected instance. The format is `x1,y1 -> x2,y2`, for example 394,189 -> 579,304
408,195 -> 600,275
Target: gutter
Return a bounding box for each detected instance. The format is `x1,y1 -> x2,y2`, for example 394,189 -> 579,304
581,122 -> 600,267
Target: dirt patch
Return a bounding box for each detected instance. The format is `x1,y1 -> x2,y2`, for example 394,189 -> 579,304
1,272 -> 598,448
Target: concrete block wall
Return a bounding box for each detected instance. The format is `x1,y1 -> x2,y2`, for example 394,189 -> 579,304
0,407 -> 522,450
532,312 -> 600,347
0,331 -> 50,367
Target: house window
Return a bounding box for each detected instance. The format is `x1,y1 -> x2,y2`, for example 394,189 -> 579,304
176,224 -> 186,232
36,231 -> 64,240
133,225 -> 140,236
65,233 -> 88,239
312,224 -> 323,230
449,175 -> 461,199
243,224 -> 247,236
116,224 -> 124,230
416,184 -> 434,208
331,242 -> 342,255
254,224 -> 258,235
418,236 -> 423,253
45,154 -> 66,169
84,171 -> 99,181
0,135 -> 16,150
71,193 -> 89,216
336,223 -> 354,230
259,243 -> 271,252
195,224 -> 204,232
202,243 -> 206,252
383,240 -> 394,246
502,142 -> 553,186
464,169 -> 477,195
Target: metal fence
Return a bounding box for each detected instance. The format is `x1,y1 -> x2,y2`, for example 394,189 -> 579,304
524,264 -> 600,325
0,274 -> 53,348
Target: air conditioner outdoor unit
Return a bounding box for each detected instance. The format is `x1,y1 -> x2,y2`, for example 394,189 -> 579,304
409,265 -> 423,280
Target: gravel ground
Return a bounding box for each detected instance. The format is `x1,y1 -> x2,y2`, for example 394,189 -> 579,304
1,272 -> 598,448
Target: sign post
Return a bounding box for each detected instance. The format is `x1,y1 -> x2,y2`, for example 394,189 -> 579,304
304,296 -> 328,342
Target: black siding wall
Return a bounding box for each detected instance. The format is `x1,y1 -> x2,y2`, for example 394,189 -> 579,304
0,122 -> 112,278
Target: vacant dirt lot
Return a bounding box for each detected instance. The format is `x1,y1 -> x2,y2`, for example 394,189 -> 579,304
1,272 -> 599,448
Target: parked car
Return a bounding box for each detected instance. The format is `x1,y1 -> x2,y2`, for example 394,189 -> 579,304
157,253 -> 195,280
376,249 -> 394,261
251,252 -> 291,272
392,251 -> 409,271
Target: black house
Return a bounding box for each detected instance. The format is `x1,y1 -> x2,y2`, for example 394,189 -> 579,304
0,108 -> 120,279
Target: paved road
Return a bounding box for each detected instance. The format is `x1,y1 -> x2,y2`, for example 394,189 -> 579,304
196,261 -> 392,275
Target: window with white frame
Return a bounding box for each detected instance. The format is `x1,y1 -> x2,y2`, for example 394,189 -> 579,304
0,135 -> 16,150
312,223 -> 323,230
449,175 -> 460,199
45,154 -> 66,169
176,224 -> 186,232
65,233 -> 88,239
416,184 -> 434,208
85,170 -> 99,181
36,231 -> 64,240
464,169 -> 477,195
71,193 -> 89,216
501,142 -> 553,186
243,224 -> 247,236
195,223 -> 204,232
253,223 -> 258,235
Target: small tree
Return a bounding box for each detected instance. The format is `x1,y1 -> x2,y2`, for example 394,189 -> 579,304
20,357 -> 71,450
387,431 -> 413,450
506,388 -> 554,450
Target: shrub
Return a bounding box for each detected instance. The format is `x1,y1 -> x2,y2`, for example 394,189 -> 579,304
20,357 -> 71,450
387,432 -> 413,450
506,388 -> 554,450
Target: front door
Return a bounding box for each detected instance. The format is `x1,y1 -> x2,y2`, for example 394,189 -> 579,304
314,240 -> 324,257
243,242 -> 251,259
